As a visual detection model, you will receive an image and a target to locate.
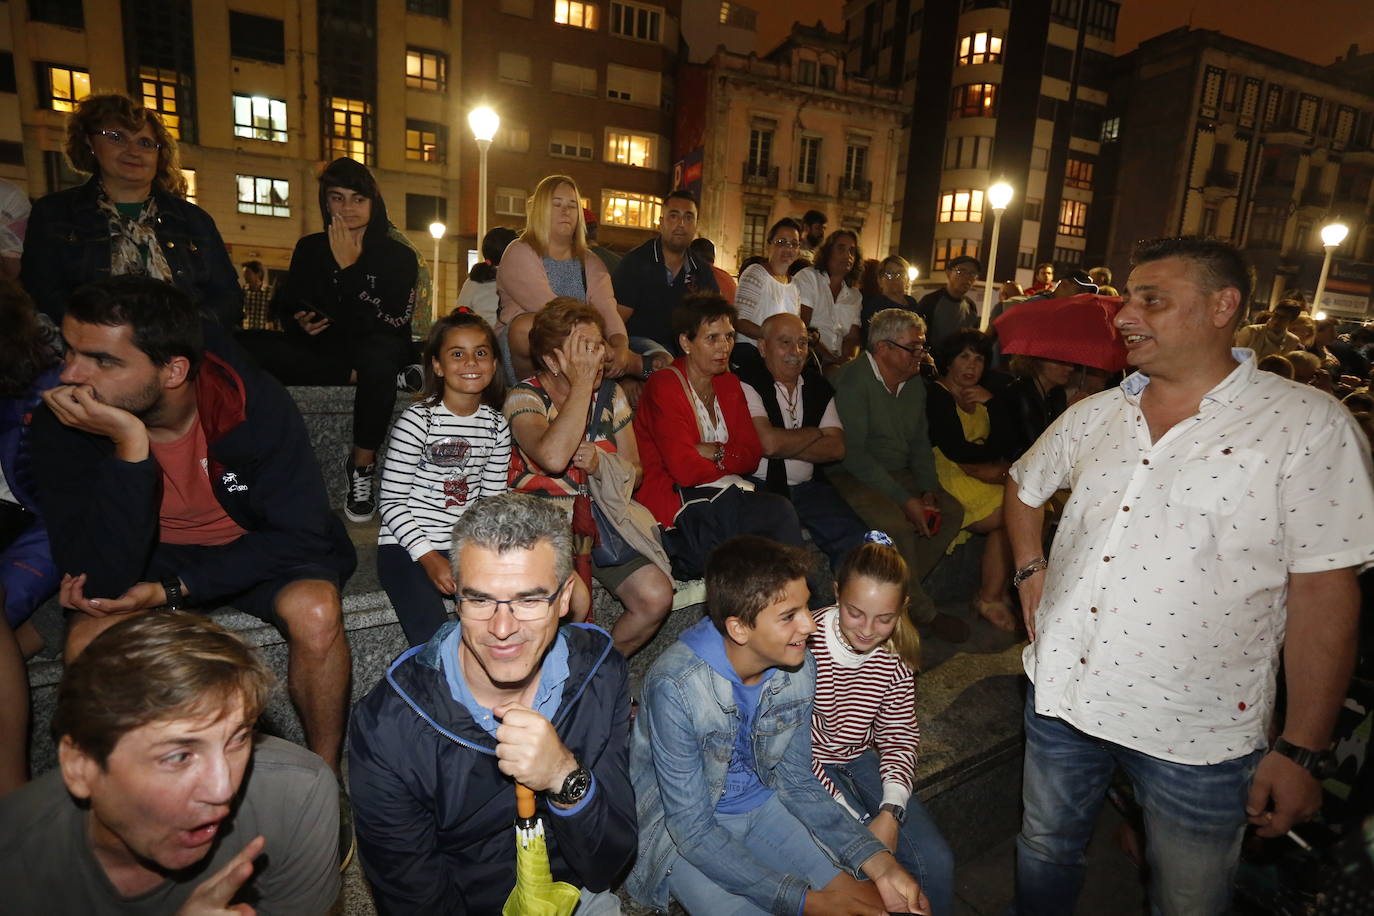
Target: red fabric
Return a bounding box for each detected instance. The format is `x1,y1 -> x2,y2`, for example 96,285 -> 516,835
150,420 -> 247,546
633,357 -> 764,527
712,266 -> 737,305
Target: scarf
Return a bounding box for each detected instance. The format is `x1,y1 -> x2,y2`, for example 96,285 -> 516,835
97,188 -> 173,284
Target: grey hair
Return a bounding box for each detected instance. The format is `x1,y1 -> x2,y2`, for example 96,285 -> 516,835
449,493 -> 573,587
866,307 -> 926,353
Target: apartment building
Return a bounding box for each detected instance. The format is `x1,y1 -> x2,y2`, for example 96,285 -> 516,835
843,0 -> 1120,285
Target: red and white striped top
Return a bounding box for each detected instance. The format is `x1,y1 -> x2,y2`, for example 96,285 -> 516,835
808,607 -> 921,817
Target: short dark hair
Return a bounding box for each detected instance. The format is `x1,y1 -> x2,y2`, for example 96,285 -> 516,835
673,292 -> 737,346
933,328 -> 994,375
66,276 -> 204,375
664,188 -> 697,209
767,217 -> 803,243
241,259 -> 264,274
802,209 -> 827,226
1271,302 -> 1303,320
947,255 -> 982,275
705,535 -> 814,632
689,237 -> 716,264
1131,237 -> 1254,317
0,280 -> 62,396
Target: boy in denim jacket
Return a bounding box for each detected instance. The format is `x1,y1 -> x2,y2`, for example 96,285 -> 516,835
627,535 -> 929,915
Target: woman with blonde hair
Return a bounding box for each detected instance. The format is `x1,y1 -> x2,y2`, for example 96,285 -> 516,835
21,92 -> 241,326
496,175 -> 637,380
809,533 -> 955,915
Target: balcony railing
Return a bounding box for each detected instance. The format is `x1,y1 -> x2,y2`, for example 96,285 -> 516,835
839,177 -> 873,201
742,162 -> 779,188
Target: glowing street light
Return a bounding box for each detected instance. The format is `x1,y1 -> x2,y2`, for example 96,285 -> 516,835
1312,221 -> 1348,315
468,106 -> 500,244
906,265 -> 919,285
980,182 -> 1014,330
429,221 -> 446,320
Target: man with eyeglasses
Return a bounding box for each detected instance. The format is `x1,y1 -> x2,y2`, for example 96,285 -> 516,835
349,493 -> 635,915
915,254 -> 982,350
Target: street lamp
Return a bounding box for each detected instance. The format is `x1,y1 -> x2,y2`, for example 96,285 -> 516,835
906,265 -> 919,285
980,182 -> 1014,330
429,221 -> 446,321
468,106 -> 500,246
1312,221 -> 1348,315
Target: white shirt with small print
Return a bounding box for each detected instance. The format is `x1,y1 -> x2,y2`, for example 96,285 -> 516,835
1011,349 -> 1374,765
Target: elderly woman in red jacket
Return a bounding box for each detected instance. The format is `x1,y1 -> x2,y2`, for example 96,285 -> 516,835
633,293 -> 807,579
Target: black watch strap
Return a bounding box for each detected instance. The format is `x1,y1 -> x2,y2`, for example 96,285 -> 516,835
161,577 -> 184,611
547,765 -> 592,806
879,802 -> 907,825
1273,737 -> 1335,779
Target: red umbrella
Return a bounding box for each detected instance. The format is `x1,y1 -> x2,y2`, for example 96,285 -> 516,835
993,294 -> 1129,373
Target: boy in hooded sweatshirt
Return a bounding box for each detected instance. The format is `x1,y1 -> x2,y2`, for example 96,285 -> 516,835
627,535 -> 929,915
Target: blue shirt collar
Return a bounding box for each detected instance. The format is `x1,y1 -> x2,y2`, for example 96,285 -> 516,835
1120,348 -> 1255,405
439,622 -> 572,737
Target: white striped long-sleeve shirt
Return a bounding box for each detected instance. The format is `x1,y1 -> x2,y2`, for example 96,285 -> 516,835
809,606 -> 921,818
377,401 -> 511,559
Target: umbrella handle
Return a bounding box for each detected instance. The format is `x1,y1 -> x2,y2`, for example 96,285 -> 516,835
516,782 -> 536,819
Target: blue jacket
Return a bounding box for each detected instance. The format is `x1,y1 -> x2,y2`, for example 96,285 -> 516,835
22,176 -> 243,326
348,621 -> 636,915
627,618 -> 886,914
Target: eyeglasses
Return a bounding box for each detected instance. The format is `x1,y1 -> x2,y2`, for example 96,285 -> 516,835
884,339 -> 927,356
89,129 -> 162,152
770,239 -> 801,249
880,271 -> 905,281
454,578 -> 570,621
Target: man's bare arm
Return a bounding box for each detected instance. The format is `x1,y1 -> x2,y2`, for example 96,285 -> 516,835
1004,476 -> 1048,639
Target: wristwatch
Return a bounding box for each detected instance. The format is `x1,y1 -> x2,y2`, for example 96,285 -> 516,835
879,803 -> 907,825
547,765 -> 592,806
712,443 -> 725,470
1272,737 -> 1337,780
161,576 -> 184,611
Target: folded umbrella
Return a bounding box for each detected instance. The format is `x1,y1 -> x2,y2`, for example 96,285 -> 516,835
992,293 -> 1129,373
503,784 -> 582,916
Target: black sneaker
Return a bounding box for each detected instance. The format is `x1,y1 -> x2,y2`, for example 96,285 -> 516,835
344,460 -> 376,522
396,363 -> 423,392
337,791 -> 356,872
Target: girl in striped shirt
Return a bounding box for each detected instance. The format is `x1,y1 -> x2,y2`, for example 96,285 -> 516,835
376,311 -> 512,646
810,533 -> 955,915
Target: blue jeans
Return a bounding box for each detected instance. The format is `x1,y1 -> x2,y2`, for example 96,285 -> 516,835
665,793 -> 841,916
1014,688 -> 1263,916
823,751 -> 955,916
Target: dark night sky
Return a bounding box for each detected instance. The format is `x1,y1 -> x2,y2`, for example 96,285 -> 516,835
757,0 -> 1374,67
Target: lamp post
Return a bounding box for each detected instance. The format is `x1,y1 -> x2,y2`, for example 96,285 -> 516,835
467,106 -> 500,246
1312,222 -> 1348,315
429,221 -> 446,321
980,182 -> 1014,330
906,265 -> 919,287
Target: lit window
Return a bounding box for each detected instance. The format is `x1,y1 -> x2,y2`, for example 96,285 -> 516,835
327,96 -> 372,165
236,174 -> 290,217
1064,157 -> 1094,190
606,129 -> 657,168
1100,117 -> 1120,143
602,189 -> 661,228
550,129 -> 594,160
1058,199 -> 1088,237
797,136 -> 821,186
951,82 -> 998,119
555,0 -> 598,29
181,168 -> 197,203
406,48 -> 447,92
43,64 -> 90,112
496,186 -> 527,216
932,238 -> 979,272
957,32 -> 1003,66
552,62 -> 598,96
232,94 -> 287,143
719,1 -> 756,29
938,189 -> 985,223
406,119 -> 445,163
610,1 -> 661,42
139,67 -> 181,138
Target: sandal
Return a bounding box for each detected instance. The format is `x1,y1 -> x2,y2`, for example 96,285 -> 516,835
972,597 -> 1019,633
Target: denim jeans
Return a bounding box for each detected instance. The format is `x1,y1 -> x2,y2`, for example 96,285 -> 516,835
1014,688 -> 1263,916
823,751 -> 956,916
665,793 -> 841,916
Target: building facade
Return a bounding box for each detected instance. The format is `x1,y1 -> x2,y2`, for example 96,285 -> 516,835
843,0 -> 1120,286
1099,28 -> 1374,316
675,22 -> 905,274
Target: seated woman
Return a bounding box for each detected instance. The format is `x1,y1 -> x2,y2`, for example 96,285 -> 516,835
926,329 -> 1017,632
22,93 -> 241,326
810,535 -> 955,916
795,230 -> 864,371
733,218 -> 803,356
998,354 -> 1073,460
504,298 -> 674,657
860,254 -> 920,345
496,175 -> 637,380
633,293 -> 808,581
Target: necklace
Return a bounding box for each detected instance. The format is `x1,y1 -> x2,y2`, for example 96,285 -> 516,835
778,382 -> 800,427
833,612 -> 867,655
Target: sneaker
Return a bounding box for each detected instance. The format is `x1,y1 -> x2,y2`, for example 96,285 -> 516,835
344,460 -> 376,522
920,611 -> 971,644
396,363 -> 424,392
337,791 -> 357,872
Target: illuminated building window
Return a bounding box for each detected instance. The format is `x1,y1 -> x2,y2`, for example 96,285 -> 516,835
555,0 -> 597,29
1058,199 -> 1089,237
719,1 -> 756,29
602,189 -> 661,228
236,174 -> 290,217
932,238 -> 979,271
40,64 -> 90,112
1064,156 -> 1094,190
605,129 -> 658,168
405,119 -> 445,163
181,168 -> 196,203
950,82 -> 998,119
139,67 -> 182,138
327,96 -> 373,165
232,94 -> 287,143
406,48 -> 447,92
938,189 -> 985,223
957,32 -> 1003,65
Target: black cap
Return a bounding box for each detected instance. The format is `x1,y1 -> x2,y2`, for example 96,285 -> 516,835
1065,270 -> 1098,292
947,255 -> 982,275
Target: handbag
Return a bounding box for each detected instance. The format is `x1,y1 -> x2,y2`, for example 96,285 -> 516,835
584,381 -> 641,568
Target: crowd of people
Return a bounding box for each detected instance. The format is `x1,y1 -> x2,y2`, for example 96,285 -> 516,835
0,91 -> 1371,916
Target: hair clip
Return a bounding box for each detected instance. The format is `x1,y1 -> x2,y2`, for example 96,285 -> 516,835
864,530 -> 894,547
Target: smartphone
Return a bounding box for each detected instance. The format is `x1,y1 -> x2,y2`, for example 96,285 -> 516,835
922,506 -> 942,536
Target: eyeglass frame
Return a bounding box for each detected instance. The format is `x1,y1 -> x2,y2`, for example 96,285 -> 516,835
883,338 -> 927,356
879,271 -> 906,281
452,576 -> 572,621
89,129 -> 163,152
770,238 -> 801,249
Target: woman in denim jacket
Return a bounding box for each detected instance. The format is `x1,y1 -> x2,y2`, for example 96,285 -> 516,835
21,93 -> 241,327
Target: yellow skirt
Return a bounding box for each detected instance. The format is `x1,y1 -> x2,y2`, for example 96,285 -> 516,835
933,403 -> 1004,550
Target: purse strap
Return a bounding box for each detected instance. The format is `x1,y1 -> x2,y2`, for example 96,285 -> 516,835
666,366 -> 704,442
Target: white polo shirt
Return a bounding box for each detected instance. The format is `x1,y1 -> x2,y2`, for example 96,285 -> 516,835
1011,350 -> 1374,765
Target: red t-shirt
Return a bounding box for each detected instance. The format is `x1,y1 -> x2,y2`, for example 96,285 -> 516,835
149,417 -> 247,546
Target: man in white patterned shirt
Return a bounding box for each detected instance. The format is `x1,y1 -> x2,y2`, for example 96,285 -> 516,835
1005,237 -> 1374,915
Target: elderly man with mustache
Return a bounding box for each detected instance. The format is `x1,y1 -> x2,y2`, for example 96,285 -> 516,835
736,312 -> 867,571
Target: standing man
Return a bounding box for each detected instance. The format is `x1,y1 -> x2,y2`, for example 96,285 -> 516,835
0,612 -> 341,914
737,312 -> 867,569
30,276 -> 356,777
613,189 -> 718,356
916,255 -> 981,349
349,493 -> 635,915
829,308 -> 968,644
239,259 -> 276,331
1006,237 -> 1374,915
